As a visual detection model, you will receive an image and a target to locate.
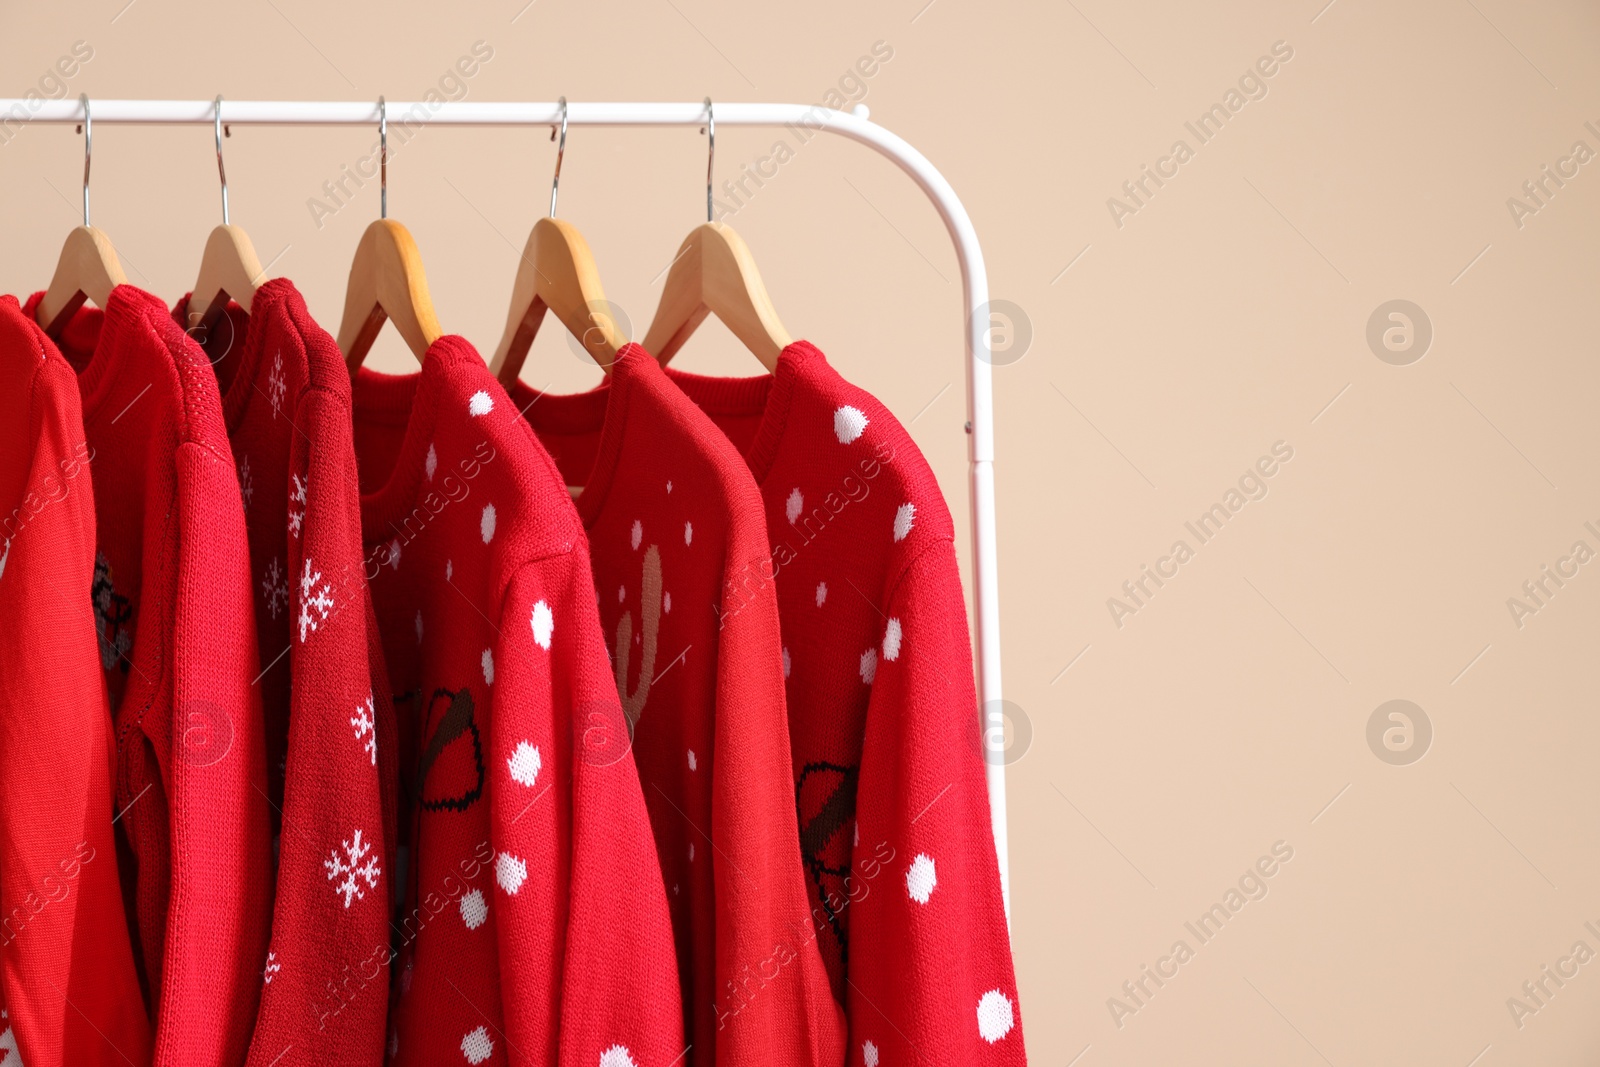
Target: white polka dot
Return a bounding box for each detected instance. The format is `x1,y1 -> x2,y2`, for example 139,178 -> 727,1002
834,405 -> 869,444
631,519 -> 643,551
468,391 -> 494,417
786,488 -> 804,524
481,648 -> 494,685
459,889 -> 487,930
388,538 -> 402,570
816,581 -> 827,607
883,618 -> 903,662
461,1025 -> 494,1063
617,585 -> 626,603
508,741 -> 540,787
684,521 -> 693,545
687,749 -> 697,771
859,648 -> 878,684
496,852 -> 527,895
782,647 -> 792,678
599,1046 -> 639,1067
863,1040 -> 880,1067
688,842 -> 695,862
663,591 -> 672,614
480,504 -> 496,544
976,990 -> 1015,1043
445,559 -> 453,581
906,853 -> 937,904
893,502 -> 916,542
415,610 -> 423,644
530,600 -> 553,649
666,480 -> 673,494
425,443 -> 438,480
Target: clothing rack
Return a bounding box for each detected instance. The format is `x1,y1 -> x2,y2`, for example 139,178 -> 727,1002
2,97 -> 1010,915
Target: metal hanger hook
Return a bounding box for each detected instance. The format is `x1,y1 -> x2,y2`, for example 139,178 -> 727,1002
77,93 -> 91,227
702,97 -> 714,224
213,95 -> 230,226
378,96 -> 388,220
548,96 -> 568,218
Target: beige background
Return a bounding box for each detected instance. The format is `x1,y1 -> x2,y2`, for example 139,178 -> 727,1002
4,0 -> 1599,1062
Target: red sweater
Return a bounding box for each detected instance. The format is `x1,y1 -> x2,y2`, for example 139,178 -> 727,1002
178,281 -> 396,1064
0,297 -> 151,1064
28,285 -> 273,1065
511,345 -> 845,1066
351,336 -> 682,1065
668,342 -> 1026,1062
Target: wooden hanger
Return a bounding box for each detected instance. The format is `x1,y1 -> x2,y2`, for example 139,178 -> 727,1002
338,98 -> 444,371
643,221 -> 789,370
187,99 -> 267,338
489,98 -> 624,388
36,96 -> 127,339
642,101 -> 790,371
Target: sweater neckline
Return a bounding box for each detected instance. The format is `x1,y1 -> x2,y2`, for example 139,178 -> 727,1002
355,336 -> 482,540
514,343 -> 653,530
662,339 -> 821,485
24,284 -> 163,426
172,277 -> 298,436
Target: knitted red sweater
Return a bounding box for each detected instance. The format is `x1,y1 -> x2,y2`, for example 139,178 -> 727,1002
511,345 -> 845,1066
27,285 -> 273,1065
668,342 -> 1026,1062
352,337 -> 682,1065
0,296 -> 151,1065
178,280 -> 397,1064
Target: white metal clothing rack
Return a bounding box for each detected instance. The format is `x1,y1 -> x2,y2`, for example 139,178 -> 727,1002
3,98 -> 1011,916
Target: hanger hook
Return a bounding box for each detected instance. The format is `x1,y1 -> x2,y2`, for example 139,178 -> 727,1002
78,93 -> 91,228
703,97 -> 714,224
213,95 -> 230,226
548,96 -> 567,218
378,96 -> 388,220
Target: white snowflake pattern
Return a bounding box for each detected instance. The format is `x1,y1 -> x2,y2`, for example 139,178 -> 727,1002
288,473 -> 307,538
297,558 -> 334,642
268,351 -> 287,419
261,557 -> 288,619
351,695 -> 377,765
324,828 -> 381,908
599,1046 -> 639,1067
237,454 -> 253,508
0,1009 -> 18,1064
263,950 -> 281,985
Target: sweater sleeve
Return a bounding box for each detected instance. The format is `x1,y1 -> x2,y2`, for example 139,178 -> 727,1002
0,357 -> 152,1066
156,439 -> 275,1066
847,538 -> 1025,1062
490,552 -> 684,1066
246,387 -> 392,1064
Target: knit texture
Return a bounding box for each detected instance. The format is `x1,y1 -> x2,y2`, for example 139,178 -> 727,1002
352,336 -> 683,1065
0,296 -> 151,1065
511,345 -> 845,1066
178,281 -> 397,1065
668,341 -> 1026,1062
26,284 -> 273,1065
